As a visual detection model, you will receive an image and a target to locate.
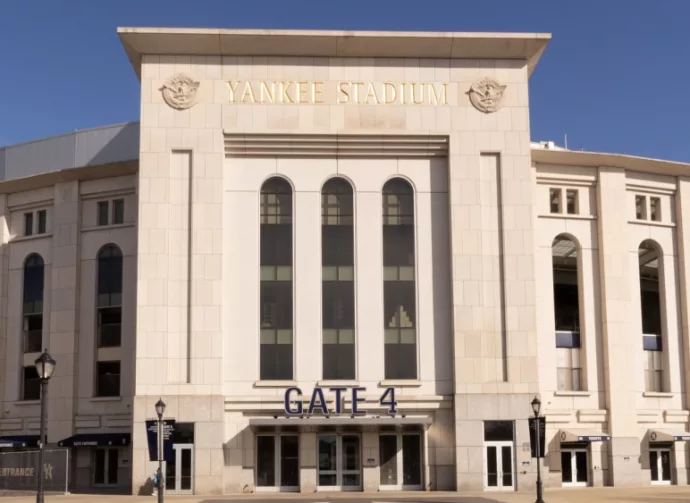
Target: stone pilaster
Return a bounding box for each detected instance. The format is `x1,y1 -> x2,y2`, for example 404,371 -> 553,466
47,181 -> 80,445
595,166 -> 641,484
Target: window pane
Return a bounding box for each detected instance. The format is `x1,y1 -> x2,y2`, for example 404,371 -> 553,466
566,189 -> 578,215
98,201 -> 109,226
384,342 -> 417,380
280,436 -> 300,487
96,361 -> 121,397
636,195 -> 647,220
260,344 -> 293,380
24,213 -> 33,236
107,449 -> 119,484
322,281 -> 354,329
98,246 -> 123,302
379,435 -> 398,486
402,434 -> 422,486
323,342 -> 355,380
98,307 -> 122,348
23,367 -> 41,400
37,210 -> 47,234
24,314 -> 42,353
549,188 -> 561,214
94,450 -> 106,484
112,199 -> 125,225
256,436 -> 276,487
23,256 -> 45,310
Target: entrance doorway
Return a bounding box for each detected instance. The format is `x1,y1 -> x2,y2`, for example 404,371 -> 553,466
650,448 -> 672,485
317,434 -> 361,491
483,421 -> 514,491
256,434 -> 300,491
379,433 -> 422,490
165,422 -> 194,495
561,448 -> 588,486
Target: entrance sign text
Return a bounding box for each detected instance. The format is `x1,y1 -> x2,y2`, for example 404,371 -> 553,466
284,386 -> 398,416
228,81 -> 448,106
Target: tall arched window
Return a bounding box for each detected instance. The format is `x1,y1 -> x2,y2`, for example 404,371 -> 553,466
639,240 -> 664,392
382,178 -> 417,380
260,177 -> 293,381
321,178 -> 355,380
552,235 -> 582,391
97,245 -> 123,348
23,254 -> 44,354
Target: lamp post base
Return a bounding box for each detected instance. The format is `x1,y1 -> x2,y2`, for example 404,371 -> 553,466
535,479 -> 545,503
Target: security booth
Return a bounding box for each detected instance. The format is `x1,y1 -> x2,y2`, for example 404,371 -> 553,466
646,429 -> 690,486
57,432 -> 131,494
556,430 -> 611,487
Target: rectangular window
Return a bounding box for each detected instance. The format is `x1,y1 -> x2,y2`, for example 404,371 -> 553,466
24,213 -> 33,236
112,199 -> 125,225
650,197 -> 661,222
566,189 -> 578,215
550,188 -> 562,214
37,210 -> 47,234
96,361 -> 121,397
636,195 -> 647,220
556,346 -> 582,391
97,201 -> 109,226
644,350 -> 663,392
98,307 -> 122,348
23,314 -> 43,353
94,448 -> 119,485
22,366 -> 40,400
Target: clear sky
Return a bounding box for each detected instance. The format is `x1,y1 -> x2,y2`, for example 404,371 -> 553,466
1,0 -> 688,162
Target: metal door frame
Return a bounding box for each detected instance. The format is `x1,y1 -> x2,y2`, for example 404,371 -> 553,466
483,440 -> 514,491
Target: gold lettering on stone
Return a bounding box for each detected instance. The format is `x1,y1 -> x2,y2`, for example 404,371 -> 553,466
337,82 -> 350,104
226,80 -> 450,105
240,81 -> 257,103
260,82 -> 275,103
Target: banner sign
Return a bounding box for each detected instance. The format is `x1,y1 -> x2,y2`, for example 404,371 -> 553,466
0,449 -> 67,492
284,386 -> 397,416
529,416 -> 546,458
145,420 -> 175,462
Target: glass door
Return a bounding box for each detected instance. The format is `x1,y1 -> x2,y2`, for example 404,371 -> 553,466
379,433 -> 422,490
317,434 -> 361,491
484,441 -> 514,491
256,434 -> 300,491
167,444 -> 194,495
561,449 -> 588,487
650,448 -> 672,485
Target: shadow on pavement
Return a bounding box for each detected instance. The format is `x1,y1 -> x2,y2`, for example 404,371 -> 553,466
199,499 -> 510,503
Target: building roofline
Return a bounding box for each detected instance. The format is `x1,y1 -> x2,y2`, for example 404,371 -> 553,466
117,27 -> 551,80
532,146 -> 690,177
0,121 -> 140,150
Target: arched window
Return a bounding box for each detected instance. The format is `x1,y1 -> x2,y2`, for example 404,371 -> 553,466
552,235 -> 582,391
23,254 -> 44,354
97,245 -> 123,348
259,177 -> 293,381
321,178 -> 355,380
382,178 -> 417,380
639,240 -> 664,392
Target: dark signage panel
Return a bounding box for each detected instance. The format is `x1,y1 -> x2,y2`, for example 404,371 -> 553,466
145,420 -> 175,462
529,416 -> 546,458
0,450 -> 67,492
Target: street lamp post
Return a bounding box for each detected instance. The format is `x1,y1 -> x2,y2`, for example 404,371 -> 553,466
34,349 -> 56,503
531,396 -> 545,503
155,398 -> 166,503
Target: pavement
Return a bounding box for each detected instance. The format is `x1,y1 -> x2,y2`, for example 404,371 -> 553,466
4,488 -> 690,503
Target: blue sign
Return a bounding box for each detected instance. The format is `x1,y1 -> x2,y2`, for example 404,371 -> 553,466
145,419 -> 176,462
284,386 -> 397,416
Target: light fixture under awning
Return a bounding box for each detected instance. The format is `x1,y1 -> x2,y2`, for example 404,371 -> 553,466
249,416 -> 432,430
649,429 -> 690,442
559,429 -> 611,443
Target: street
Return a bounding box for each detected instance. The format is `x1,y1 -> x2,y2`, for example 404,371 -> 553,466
3,488 -> 690,503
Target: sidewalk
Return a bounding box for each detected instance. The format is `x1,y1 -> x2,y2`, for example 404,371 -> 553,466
3,487 -> 690,503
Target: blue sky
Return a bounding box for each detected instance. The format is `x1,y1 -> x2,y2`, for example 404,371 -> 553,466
1,0 -> 689,161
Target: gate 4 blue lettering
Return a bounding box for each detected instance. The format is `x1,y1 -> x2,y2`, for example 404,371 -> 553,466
284,386 -> 398,416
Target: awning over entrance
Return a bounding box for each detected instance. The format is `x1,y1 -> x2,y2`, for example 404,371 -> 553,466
58,433 -> 131,447
559,429 -> 611,443
0,435 -> 40,448
249,416 -> 433,431
649,429 -> 690,442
